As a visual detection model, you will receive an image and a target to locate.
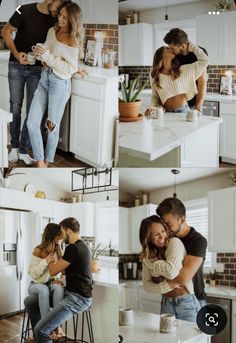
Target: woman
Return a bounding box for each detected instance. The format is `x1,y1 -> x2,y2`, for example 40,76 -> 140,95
27,2 -> 84,167
28,223 -> 65,338
139,215 -> 200,322
146,42 -> 209,114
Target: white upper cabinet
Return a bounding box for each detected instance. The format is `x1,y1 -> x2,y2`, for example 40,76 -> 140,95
220,102 -> 236,164
208,187 -> 236,252
119,207 -> 130,254
196,12 -> 236,65
119,23 -> 154,66
74,0 -> 117,24
70,202 -> 94,237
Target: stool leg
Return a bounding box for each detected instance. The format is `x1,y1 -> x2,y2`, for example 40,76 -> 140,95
86,311 -> 94,343
21,310 -> 26,343
81,312 -> 85,342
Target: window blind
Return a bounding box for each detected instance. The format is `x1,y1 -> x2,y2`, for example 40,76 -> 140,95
95,205 -> 119,250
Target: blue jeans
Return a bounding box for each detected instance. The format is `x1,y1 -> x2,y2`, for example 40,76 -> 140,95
28,281 -> 64,317
161,294 -> 201,322
168,104 -> 190,113
27,68 -> 71,162
8,61 -> 42,153
33,290 -> 92,343
198,299 -> 206,308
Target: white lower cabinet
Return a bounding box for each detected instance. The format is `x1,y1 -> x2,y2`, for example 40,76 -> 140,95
220,102 -> 236,164
138,287 -> 162,314
208,187 -> 236,252
0,75 -> 10,112
232,301 -> 236,343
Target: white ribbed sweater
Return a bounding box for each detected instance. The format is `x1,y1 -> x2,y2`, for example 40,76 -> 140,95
142,237 -> 194,295
150,42 -> 209,106
40,27 -> 79,79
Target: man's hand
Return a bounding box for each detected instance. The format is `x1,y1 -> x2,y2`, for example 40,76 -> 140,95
74,69 -> 88,79
152,276 -> 165,283
15,52 -> 28,65
167,280 -> 183,289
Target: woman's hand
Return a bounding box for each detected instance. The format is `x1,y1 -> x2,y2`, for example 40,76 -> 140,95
46,254 -> 55,265
73,68 -> 88,79
52,280 -> 63,286
167,280 -> 183,289
144,107 -> 152,118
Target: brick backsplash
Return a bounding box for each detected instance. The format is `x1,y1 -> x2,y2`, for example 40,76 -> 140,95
119,65 -> 236,93
205,252 -> 236,287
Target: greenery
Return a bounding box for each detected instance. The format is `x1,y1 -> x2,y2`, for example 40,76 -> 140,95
119,75 -> 148,103
209,269 -> 218,281
216,0 -> 232,11
92,242 -> 106,260
228,171 -> 236,184
0,167 -> 25,179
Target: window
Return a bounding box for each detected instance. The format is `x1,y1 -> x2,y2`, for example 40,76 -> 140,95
184,198 -> 216,269
154,19 -> 196,50
95,201 -> 119,250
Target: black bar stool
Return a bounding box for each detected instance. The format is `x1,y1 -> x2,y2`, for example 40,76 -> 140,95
21,309 -> 32,343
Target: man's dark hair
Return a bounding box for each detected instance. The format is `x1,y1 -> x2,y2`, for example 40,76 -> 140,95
156,197 -> 186,218
60,217 -> 80,233
164,28 -> 189,46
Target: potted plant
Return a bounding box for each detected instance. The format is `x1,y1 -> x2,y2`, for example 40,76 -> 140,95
216,0 -> 232,12
119,75 -> 148,119
91,242 -> 106,272
209,269 -> 218,287
0,167 -> 25,188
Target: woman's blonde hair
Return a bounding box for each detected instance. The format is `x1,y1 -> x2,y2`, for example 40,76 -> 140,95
55,2 -> 85,59
151,46 -> 181,89
37,223 -> 62,259
139,215 -> 169,261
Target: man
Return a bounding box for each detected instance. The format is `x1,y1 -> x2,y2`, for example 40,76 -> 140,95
164,28 -> 208,112
1,0 -> 67,165
156,197 -> 207,308
24,217 -> 93,343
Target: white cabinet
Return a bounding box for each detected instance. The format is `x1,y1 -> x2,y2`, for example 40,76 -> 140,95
52,201 -> 70,224
220,102 -> 236,164
208,187 -> 236,252
70,202 -> 94,237
74,0 -> 117,24
119,284 -> 127,309
70,76 -> 117,167
0,188 -> 33,210
138,287 -> 161,314
130,204 -> 157,253
119,207 -> 130,254
232,301 -> 236,343
119,23 -> 153,66
196,12 -> 236,65
32,198 -> 54,216
0,75 -> 10,112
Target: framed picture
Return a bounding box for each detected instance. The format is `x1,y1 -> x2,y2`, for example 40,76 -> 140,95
220,76 -> 232,95
84,40 -> 102,67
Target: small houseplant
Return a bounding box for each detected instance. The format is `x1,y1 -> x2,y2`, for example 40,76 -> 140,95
216,0 -> 232,12
0,167 -> 25,188
91,243 -> 106,272
119,75 -> 148,118
209,269 -> 218,287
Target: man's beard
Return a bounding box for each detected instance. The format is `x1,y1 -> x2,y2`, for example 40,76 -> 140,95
64,235 -> 69,244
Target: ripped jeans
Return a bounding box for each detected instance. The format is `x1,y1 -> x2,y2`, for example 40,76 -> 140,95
27,68 -> 71,162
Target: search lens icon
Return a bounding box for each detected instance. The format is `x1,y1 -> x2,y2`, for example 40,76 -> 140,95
208,316 -> 215,323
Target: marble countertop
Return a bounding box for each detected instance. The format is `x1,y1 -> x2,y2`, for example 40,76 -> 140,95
93,267 -> 118,288
119,114 -> 222,161
119,311 -> 208,343
0,50 -> 10,61
0,108 -> 12,123
205,285 -> 236,300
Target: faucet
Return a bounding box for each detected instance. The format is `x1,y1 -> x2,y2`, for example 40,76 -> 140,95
109,239 -> 114,256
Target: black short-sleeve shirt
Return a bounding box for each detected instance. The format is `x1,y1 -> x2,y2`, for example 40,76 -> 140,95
63,240 -> 93,298
9,3 -> 55,63
179,227 -> 207,300
176,47 -> 208,108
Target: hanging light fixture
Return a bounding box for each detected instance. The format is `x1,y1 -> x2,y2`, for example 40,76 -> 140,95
171,169 -> 180,198
71,168 -> 118,194
165,0 -> 169,20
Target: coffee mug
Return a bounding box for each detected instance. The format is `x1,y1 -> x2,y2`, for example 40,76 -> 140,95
27,52 -> 36,65
150,106 -> 165,119
186,109 -> 201,122
32,43 -> 47,60
159,313 -> 180,333
119,308 -> 134,326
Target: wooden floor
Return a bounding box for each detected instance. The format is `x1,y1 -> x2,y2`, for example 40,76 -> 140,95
0,313 -> 24,343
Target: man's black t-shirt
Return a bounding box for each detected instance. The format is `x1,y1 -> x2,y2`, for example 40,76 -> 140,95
63,240 -> 93,298
9,3 -> 55,64
179,227 -> 207,300
176,47 -> 208,108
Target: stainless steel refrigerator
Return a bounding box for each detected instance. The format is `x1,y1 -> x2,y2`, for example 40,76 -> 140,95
0,209 -> 41,316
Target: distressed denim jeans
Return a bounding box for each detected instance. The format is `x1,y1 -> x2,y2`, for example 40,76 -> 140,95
27,68 -> 71,162
161,294 -> 201,323
28,281 -> 64,317
8,62 -> 42,153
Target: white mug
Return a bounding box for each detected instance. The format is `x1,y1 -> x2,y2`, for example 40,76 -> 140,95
186,109 -> 201,122
27,52 -> 36,65
32,43 -> 47,60
159,313 -> 180,333
119,308 -> 134,326
150,106 -> 165,119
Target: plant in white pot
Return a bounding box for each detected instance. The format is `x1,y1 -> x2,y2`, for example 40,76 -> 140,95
119,75 -> 148,119
91,242 -> 106,273
0,167 -> 25,188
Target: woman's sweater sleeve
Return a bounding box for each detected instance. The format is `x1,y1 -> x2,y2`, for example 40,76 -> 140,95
142,262 -> 173,294
143,238 -> 186,280
150,73 -> 160,107
40,49 -> 78,77
28,257 -> 48,280
188,41 -> 209,80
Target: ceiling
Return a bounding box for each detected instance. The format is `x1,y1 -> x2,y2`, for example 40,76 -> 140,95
119,168 -> 230,194
119,0 -> 204,12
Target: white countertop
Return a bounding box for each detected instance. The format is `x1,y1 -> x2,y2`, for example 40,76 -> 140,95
0,108 -> 12,123
93,267 -> 118,288
205,285 -> 236,300
0,50 -> 10,61
119,114 -> 222,161
119,311 -> 208,343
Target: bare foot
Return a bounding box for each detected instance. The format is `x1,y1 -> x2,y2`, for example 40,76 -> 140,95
24,338 -> 36,343
36,160 -> 47,168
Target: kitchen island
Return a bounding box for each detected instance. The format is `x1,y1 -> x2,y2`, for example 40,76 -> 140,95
67,267 -> 119,343
0,108 -> 12,167
118,114 -> 222,167
119,310 -> 209,343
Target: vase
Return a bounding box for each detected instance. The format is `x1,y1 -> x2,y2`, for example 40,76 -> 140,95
0,178 -> 11,188
92,259 -> 100,273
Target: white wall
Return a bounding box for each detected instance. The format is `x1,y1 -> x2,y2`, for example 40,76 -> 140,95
149,171 -> 234,204
139,0 -> 217,24
0,0 -> 17,21
79,190 -> 118,203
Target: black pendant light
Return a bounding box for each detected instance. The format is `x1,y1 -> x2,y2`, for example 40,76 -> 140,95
171,169 -> 180,198
165,0 -> 169,21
